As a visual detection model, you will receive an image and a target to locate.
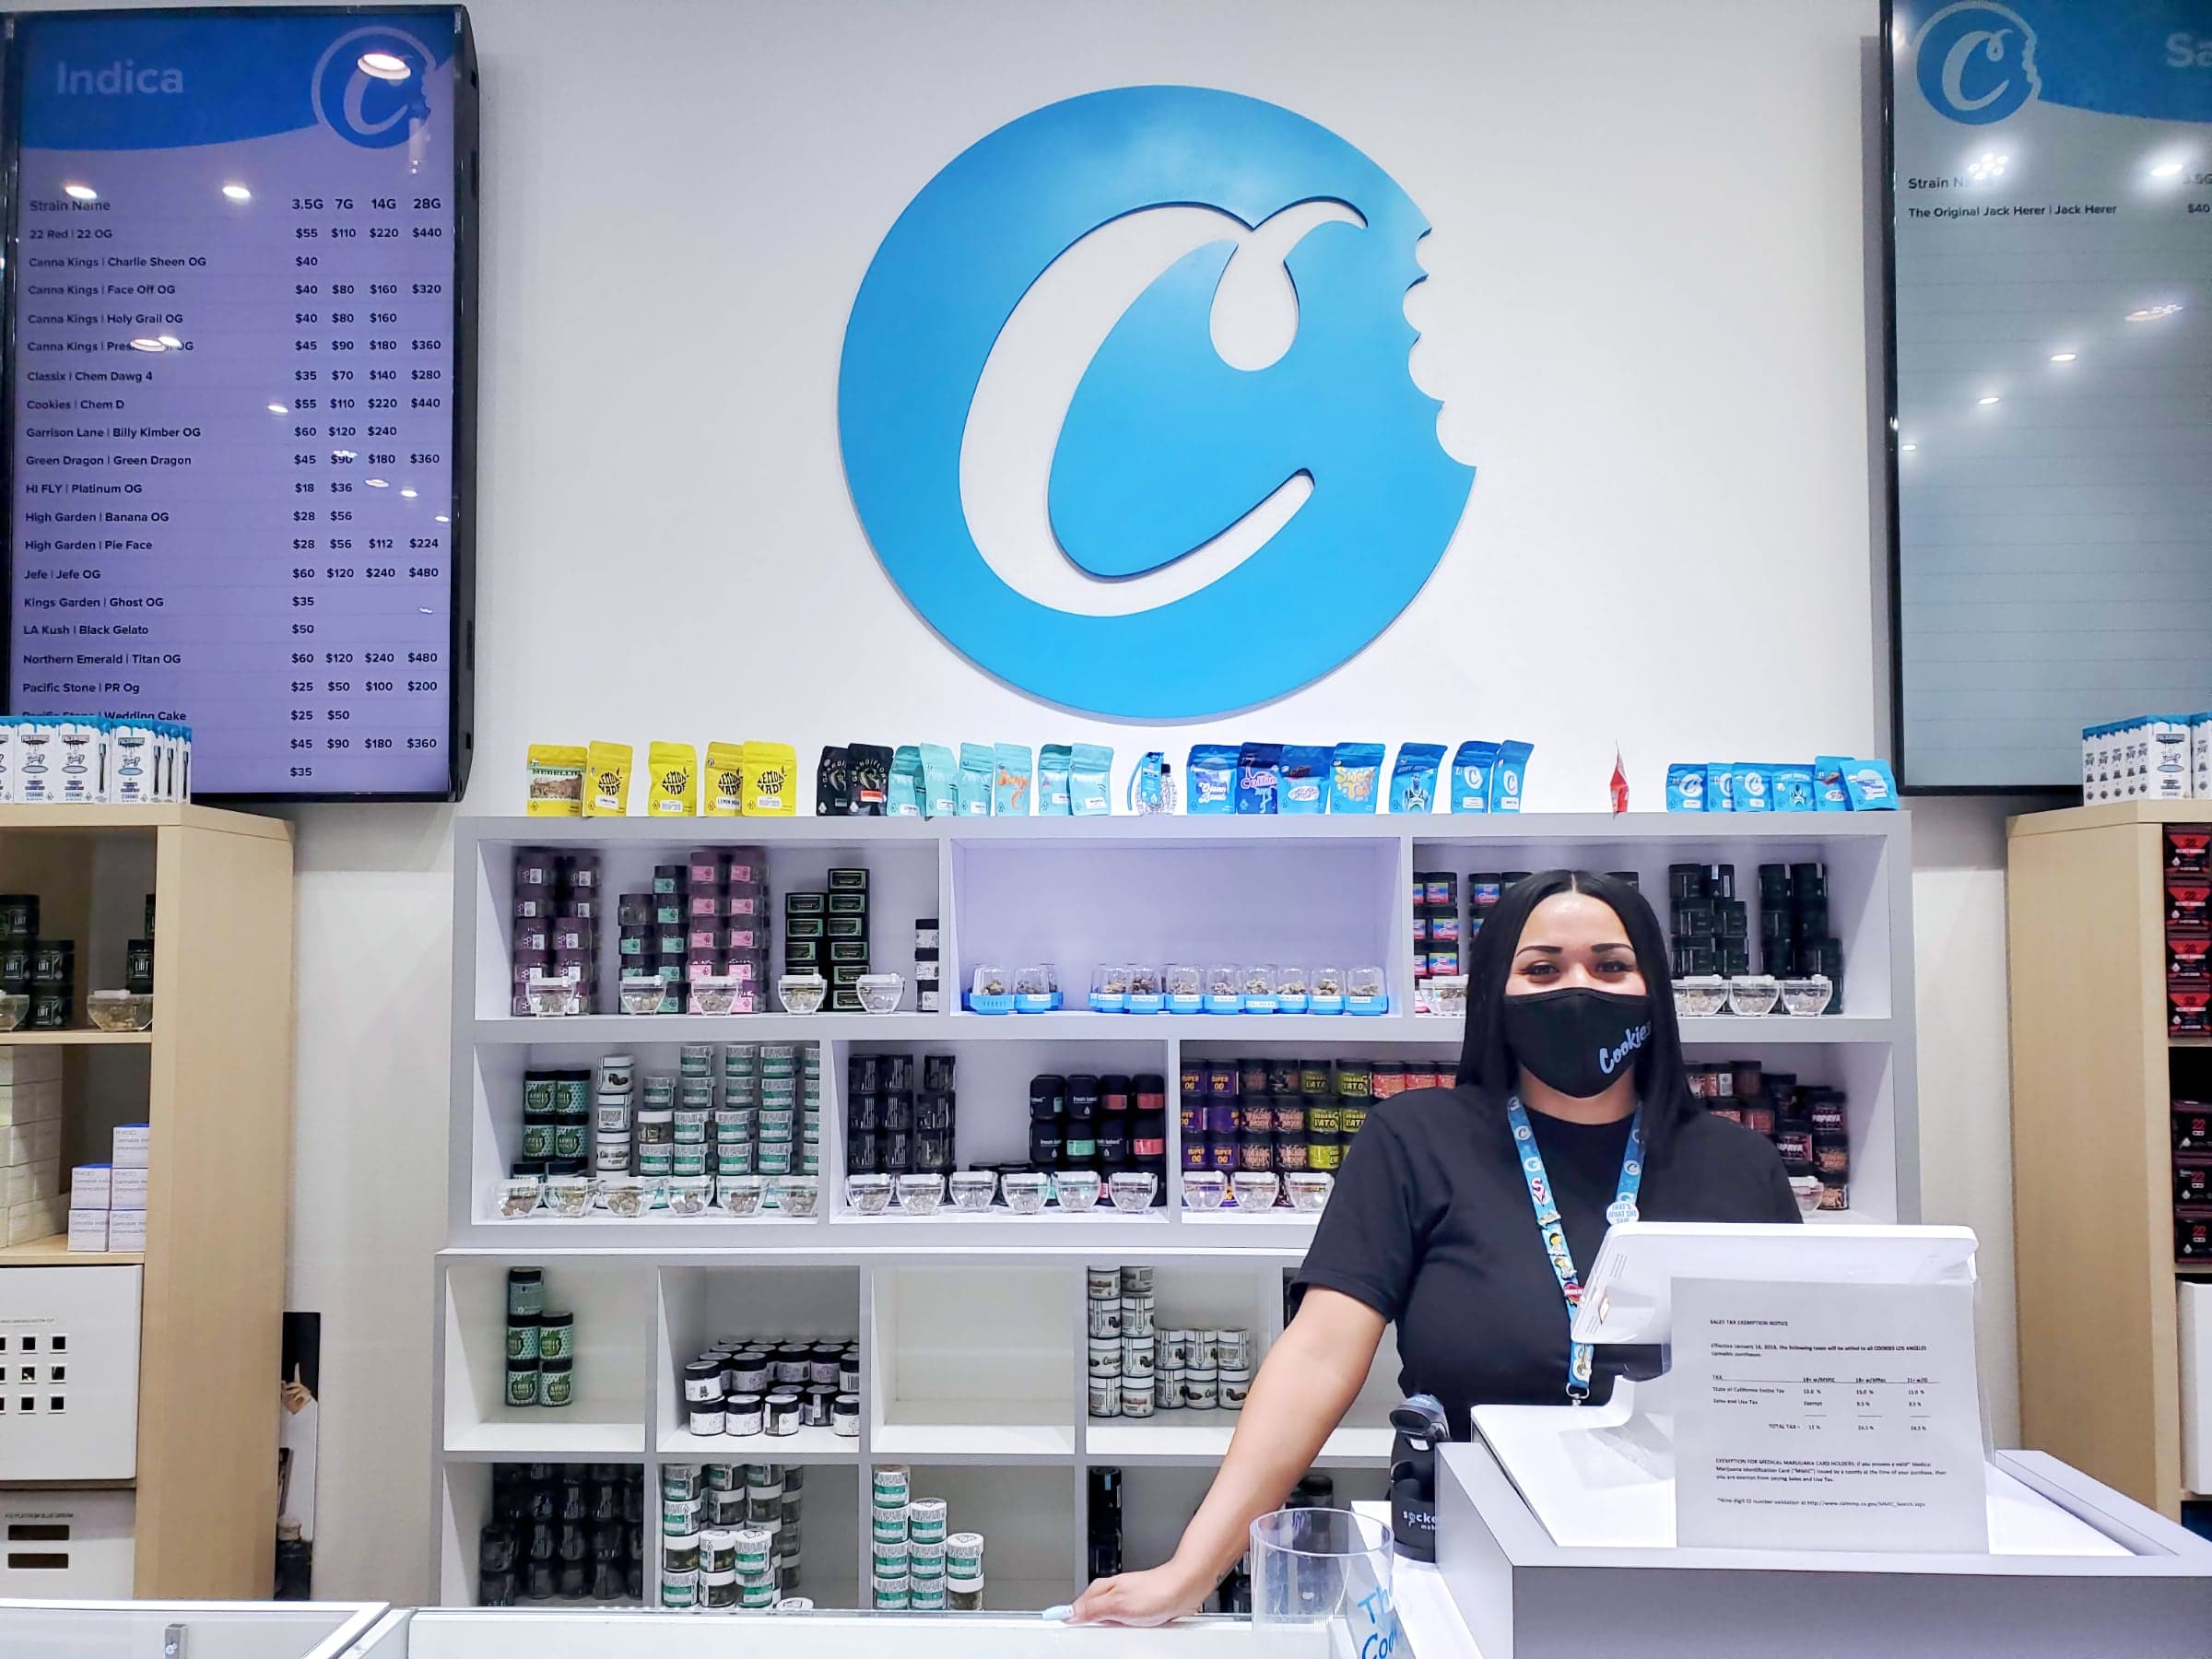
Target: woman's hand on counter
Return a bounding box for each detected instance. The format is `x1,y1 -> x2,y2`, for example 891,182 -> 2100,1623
1068,1559 -> 1210,1626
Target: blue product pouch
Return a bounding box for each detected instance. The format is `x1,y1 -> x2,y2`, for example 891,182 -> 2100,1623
918,743 -> 959,818
888,746 -> 924,817
1389,743 -> 1446,813
1488,740 -> 1532,813
1128,751 -> 1169,815
1771,764 -> 1817,812
1278,745 -> 1332,813
1732,762 -> 1771,814
1665,763 -> 1706,812
1842,758 -> 1900,810
1069,743 -> 1114,816
1236,743 -> 1283,814
1187,743 -> 1239,814
1813,757 -> 1851,811
1451,741 -> 1500,813
994,744 -> 1032,815
1038,744 -> 1073,814
1330,743 -> 1384,813
956,744 -> 994,815
1704,761 -> 1735,813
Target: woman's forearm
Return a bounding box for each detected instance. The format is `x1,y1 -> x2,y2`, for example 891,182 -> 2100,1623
1165,1290 -> 1385,1591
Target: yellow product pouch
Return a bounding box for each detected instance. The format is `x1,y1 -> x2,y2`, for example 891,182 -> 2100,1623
703,741 -> 747,816
582,740 -> 632,817
524,744 -> 586,816
742,741 -> 797,816
646,741 -> 698,817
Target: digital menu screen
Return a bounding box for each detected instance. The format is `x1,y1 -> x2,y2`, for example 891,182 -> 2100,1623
1889,0 -> 2212,789
5,7 -> 476,798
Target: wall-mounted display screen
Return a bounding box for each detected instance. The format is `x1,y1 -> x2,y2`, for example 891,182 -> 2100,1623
1888,0 -> 2211,791
4,6 -> 476,799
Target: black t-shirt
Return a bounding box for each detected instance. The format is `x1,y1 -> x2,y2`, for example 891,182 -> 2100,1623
1292,1087 -> 1799,1438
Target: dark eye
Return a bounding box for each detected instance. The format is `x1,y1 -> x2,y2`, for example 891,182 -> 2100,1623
1519,959 -> 1557,979
1596,959 -> 1633,975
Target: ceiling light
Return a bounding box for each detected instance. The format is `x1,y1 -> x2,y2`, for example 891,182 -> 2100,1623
63,183 -> 96,202
2126,303 -> 2183,322
2151,159 -> 2185,179
433,514 -> 449,524
399,488 -> 418,499
127,338 -> 164,352
222,183 -> 252,202
1965,151 -> 2009,182
1900,442 -> 1918,453
157,335 -> 181,349
2049,351 -> 2077,362
358,51 -> 409,81
1977,395 -> 2000,406
267,404 -> 288,414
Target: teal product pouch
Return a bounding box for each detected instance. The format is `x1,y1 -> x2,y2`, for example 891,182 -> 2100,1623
1389,743 -> 1446,813
1236,744 -> 1283,814
1813,756 -> 1852,811
1278,746 -> 1332,813
1038,745 -> 1073,814
1129,751 -> 1169,814
957,744 -> 994,816
1451,741 -> 1500,813
1488,740 -> 1532,813
919,743 -> 959,818
1704,761 -> 1735,812
1329,743 -> 1384,813
1187,744 -> 1238,814
1665,763 -> 1706,811
1732,762 -> 1771,813
888,746 -> 924,817
1842,758 -> 1900,810
1069,743 -> 1113,816
1771,764 -> 1817,812
994,744 -> 1032,815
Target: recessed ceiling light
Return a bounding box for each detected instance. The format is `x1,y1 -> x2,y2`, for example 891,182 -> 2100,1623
157,335 -> 181,349
267,403 -> 288,414
399,488 -> 418,499
2152,159 -> 2185,179
1978,394 -> 2000,406
127,338 -> 164,352
63,183 -> 96,202
433,514 -> 449,524
222,183 -> 252,202
358,51 -> 409,81
1900,442 -> 1918,453
366,477 -> 390,488
2126,303 -> 2183,322
2049,351 -> 2077,362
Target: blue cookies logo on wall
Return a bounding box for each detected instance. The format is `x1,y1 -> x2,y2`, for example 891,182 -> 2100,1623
839,87 -> 1474,719
312,26 -> 437,147
1913,3 -> 2041,124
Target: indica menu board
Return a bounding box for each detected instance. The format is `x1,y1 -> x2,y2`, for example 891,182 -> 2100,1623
3,7 -> 477,799
1888,0 -> 2212,790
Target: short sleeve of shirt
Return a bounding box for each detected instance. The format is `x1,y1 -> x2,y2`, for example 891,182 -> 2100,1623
1290,1114 -> 1424,1323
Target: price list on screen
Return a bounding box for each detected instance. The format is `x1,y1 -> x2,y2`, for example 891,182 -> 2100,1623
6,10 -> 465,794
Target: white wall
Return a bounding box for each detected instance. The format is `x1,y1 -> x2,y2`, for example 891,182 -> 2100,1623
227,0 -> 2026,1599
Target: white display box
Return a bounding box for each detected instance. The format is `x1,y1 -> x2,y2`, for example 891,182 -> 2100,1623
0,1265 -> 138,1479
5,1196 -> 65,1247
0,1080 -> 63,1127
3,1121 -> 60,1171
0,1049 -> 64,1088
66,1167 -> 109,1212
109,1125 -> 149,1170
6,1160 -> 60,1208
106,1210 -> 146,1253
1438,1441 -> 2212,1658
107,1165 -> 147,1212
64,1212 -> 106,1253
0,1489 -> 135,1597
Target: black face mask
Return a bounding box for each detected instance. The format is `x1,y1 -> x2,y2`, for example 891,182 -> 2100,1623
1500,987 -> 1653,1100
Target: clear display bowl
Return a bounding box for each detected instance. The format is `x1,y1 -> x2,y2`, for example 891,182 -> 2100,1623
0,993 -> 25,1032
718,1175 -> 765,1217
777,973 -> 828,1015
896,1173 -> 945,1215
1347,966 -> 1385,1000
687,976 -> 739,1016
1674,975 -> 1729,1018
1232,1171 -> 1280,1211
601,1176 -> 645,1218
1285,1172 -> 1335,1213
496,1175 -> 542,1218
1429,975 -> 1469,1019
1002,1171 -> 1050,1215
856,973 -> 905,1015
1780,975 -> 1835,1017
846,1174 -> 892,1216
1108,1171 -> 1158,1213
666,1174 -> 714,1217
948,1171 -> 997,1212
543,1174 -> 593,1218
1054,1171 -> 1101,1212
87,990 -> 153,1031
526,972 -> 582,1017
619,976 -> 664,1016
1181,1171 -> 1228,1211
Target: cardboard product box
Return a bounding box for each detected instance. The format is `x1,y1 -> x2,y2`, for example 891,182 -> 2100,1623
6,1193 -> 66,1245
0,1079 -> 64,1128
108,1164 -> 148,1212
5,1119 -> 62,1171
6,1158 -> 62,1207
69,1164 -> 112,1210
0,1047 -> 64,1088
66,1208 -> 109,1253
110,1124 -> 150,1169
106,1208 -> 147,1252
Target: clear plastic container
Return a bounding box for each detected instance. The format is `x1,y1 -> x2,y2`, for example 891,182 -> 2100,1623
1054,1170 -> 1101,1212
1674,975 -> 1729,1018
948,1171 -> 997,1211
772,1175 -> 820,1217
1429,975 -> 1469,1018
856,973 -> 905,1015
1206,964 -> 1241,999
1285,1171 -> 1335,1212
1088,964 -> 1130,1013
971,963 -> 1011,1000
1232,1171 -> 1280,1211
87,990 -> 153,1031
1780,975 -> 1834,1016
1181,1171 -> 1228,1211
497,1175 -> 542,1218
601,1175 -> 645,1218
1251,1507 -> 1393,1645
1109,1171 -> 1158,1212
619,975 -> 664,1016
777,974 -> 827,1015
666,1174 -> 714,1217
1727,975 -> 1781,1018
896,1173 -> 945,1215
544,1174 -> 593,1218
718,1175 -> 765,1217
846,1173 -> 892,1216
1347,966 -> 1385,1001
1001,1171 -> 1049,1215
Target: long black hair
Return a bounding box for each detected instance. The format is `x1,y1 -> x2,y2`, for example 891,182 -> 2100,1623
1453,869 -> 1701,1159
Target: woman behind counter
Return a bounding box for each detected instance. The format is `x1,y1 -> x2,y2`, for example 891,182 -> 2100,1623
1073,869 -> 1798,1625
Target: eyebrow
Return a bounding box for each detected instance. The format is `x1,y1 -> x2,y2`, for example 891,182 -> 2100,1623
1513,942 -> 1634,957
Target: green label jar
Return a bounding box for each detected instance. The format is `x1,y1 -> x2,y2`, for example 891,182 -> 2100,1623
1310,1102 -> 1343,1136
1299,1061 -> 1332,1096
505,1319 -> 540,1361
538,1359 -> 573,1407
554,1077 -> 591,1114
504,1359 -> 539,1406
1309,1131 -> 1344,1172
520,1115 -> 555,1161
1335,1062 -> 1372,1098
1338,1102 -> 1369,1139
552,1118 -> 588,1159
536,1312 -> 573,1360
523,1075 -> 557,1114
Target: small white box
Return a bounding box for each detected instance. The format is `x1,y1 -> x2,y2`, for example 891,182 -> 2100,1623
110,1124 -> 149,1170
107,1165 -> 147,1212
6,1159 -> 60,1207
2151,716 -> 2193,799
0,1080 -> 65,1128
6,1194 -> 65,1245
0,1488 -> 135,1594
65,1209 -> 108,1253
0,1048 -> 64,1087
106,1208 -> 146,1253
68,1164 -> 111,1210
5,1120 -> 61,1170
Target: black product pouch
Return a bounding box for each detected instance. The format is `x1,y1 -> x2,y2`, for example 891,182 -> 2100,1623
846,744 -> 891,816
816,747 -> 851,817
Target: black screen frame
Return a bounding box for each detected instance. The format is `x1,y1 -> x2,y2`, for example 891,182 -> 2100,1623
0,3 -> 477,804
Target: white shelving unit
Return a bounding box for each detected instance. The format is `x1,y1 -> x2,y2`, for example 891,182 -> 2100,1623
433,812 -> 1919,1608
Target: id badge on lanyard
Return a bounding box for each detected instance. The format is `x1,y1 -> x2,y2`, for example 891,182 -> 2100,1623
1506,1097 -> 1644,1403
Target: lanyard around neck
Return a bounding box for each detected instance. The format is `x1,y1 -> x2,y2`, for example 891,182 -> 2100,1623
1505,1096 -> 1644,1404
